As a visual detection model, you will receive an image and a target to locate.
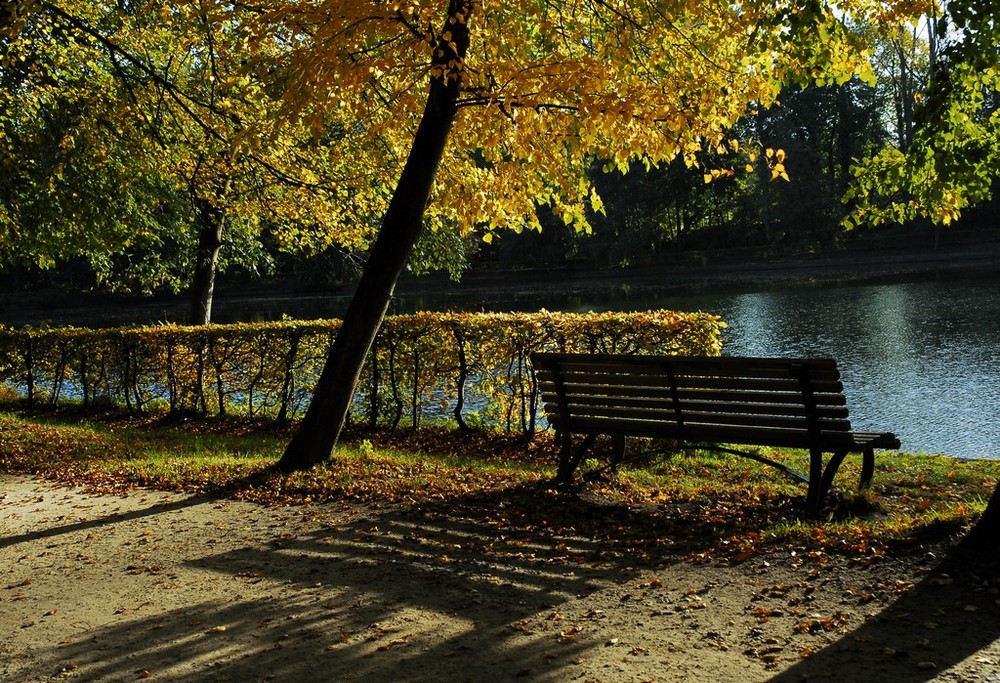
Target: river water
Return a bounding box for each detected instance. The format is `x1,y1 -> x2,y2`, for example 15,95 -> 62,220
576,274 -> 1000,460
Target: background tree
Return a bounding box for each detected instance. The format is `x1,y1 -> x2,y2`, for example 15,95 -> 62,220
845,0 -> 999,230
579,155 -> 742,267
739,79 -> 887,247
485,73 -> 890,270
1,1 -> 387,323
871,20 -> 933,152
0,2 -> 183,279
840,0 -> 1000,543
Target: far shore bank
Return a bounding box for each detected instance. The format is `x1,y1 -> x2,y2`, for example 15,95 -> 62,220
3,242 -> 1000,328
413,241 -> 1000,300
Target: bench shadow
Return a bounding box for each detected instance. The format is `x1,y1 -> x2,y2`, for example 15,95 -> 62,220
769,542 -> 1000,682
18,478 -> 993,682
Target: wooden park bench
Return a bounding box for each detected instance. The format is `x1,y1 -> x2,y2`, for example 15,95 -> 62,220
532,352 -> 900,514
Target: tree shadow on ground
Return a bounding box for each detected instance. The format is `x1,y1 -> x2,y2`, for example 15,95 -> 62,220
0,495 -> 205,550
12,478 -> 991,682
770,540 -> 1000,682
6,481 -> 772,682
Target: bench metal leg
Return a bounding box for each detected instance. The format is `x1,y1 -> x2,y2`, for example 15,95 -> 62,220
809,448 -> 871,514
820,449 -> 849,503
805,447 -> 826,515
859,446 -> 875,489
554,433 -> 597,485
697,445 -> 809,483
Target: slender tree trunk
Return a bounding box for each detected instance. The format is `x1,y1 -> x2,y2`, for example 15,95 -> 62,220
189,196 -> 226,325
896,37 -> 913,150
277,0 -> 472,472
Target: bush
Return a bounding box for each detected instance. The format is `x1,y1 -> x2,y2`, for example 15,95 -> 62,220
0,310 -> 725,435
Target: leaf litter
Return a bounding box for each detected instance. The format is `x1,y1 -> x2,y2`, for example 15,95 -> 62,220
2,412 -> 1000,680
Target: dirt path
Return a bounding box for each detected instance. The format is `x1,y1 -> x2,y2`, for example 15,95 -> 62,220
3,474 -> 999,682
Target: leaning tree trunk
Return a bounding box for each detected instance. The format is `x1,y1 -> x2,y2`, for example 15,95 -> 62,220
276,1 -> 472,472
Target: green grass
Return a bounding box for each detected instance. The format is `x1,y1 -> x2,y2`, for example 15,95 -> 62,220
2,408 -> 998,562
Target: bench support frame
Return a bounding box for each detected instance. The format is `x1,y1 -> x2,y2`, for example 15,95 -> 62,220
536,352 -> 894,516
555,433 -> 872,514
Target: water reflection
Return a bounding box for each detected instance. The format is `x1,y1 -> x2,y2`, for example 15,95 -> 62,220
612,278 -> 1000,459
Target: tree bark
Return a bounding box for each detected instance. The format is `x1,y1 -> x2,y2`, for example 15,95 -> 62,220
962,480 -> 1000,547
276,1 -> 472,472
189,196 -> 226,325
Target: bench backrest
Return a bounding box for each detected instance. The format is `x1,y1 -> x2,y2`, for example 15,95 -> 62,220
532,352 -> 855,448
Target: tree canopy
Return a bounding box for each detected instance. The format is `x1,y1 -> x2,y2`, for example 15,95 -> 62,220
845,0 -> 1000,227
257,0 -> 935,470
255,0 -> 891,243
1,0 -> 391,321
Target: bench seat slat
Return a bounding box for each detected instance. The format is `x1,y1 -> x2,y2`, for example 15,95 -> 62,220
543,356 -> 841,380
547,415 -> 875,451
547,371 -> 845,394
851,431 -> 902,449
535,373 -> 847,398
548,405 -> 852,432
546,404 -> 851,432
541,393 -> 850,418
538,384 -> 849,408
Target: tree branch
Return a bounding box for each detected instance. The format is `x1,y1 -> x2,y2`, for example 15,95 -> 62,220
41,2 -> 235,144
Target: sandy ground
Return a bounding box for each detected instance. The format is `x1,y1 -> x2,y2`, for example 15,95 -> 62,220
3,473 -> 1000,682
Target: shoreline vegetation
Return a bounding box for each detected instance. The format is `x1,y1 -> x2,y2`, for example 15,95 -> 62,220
418,240 -> 1000,304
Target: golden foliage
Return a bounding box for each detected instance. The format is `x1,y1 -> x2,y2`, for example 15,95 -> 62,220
5,1 -> 930,262
0,310 -> 724,432
243,0 -> 905,239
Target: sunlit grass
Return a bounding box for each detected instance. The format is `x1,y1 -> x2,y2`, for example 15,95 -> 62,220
2,408 -> 999,560
0,410 -> 550,503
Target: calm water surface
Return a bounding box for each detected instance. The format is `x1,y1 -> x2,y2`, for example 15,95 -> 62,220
591,277 -> 1000,459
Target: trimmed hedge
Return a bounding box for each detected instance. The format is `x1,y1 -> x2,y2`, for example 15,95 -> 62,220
0,310 -> 725,435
